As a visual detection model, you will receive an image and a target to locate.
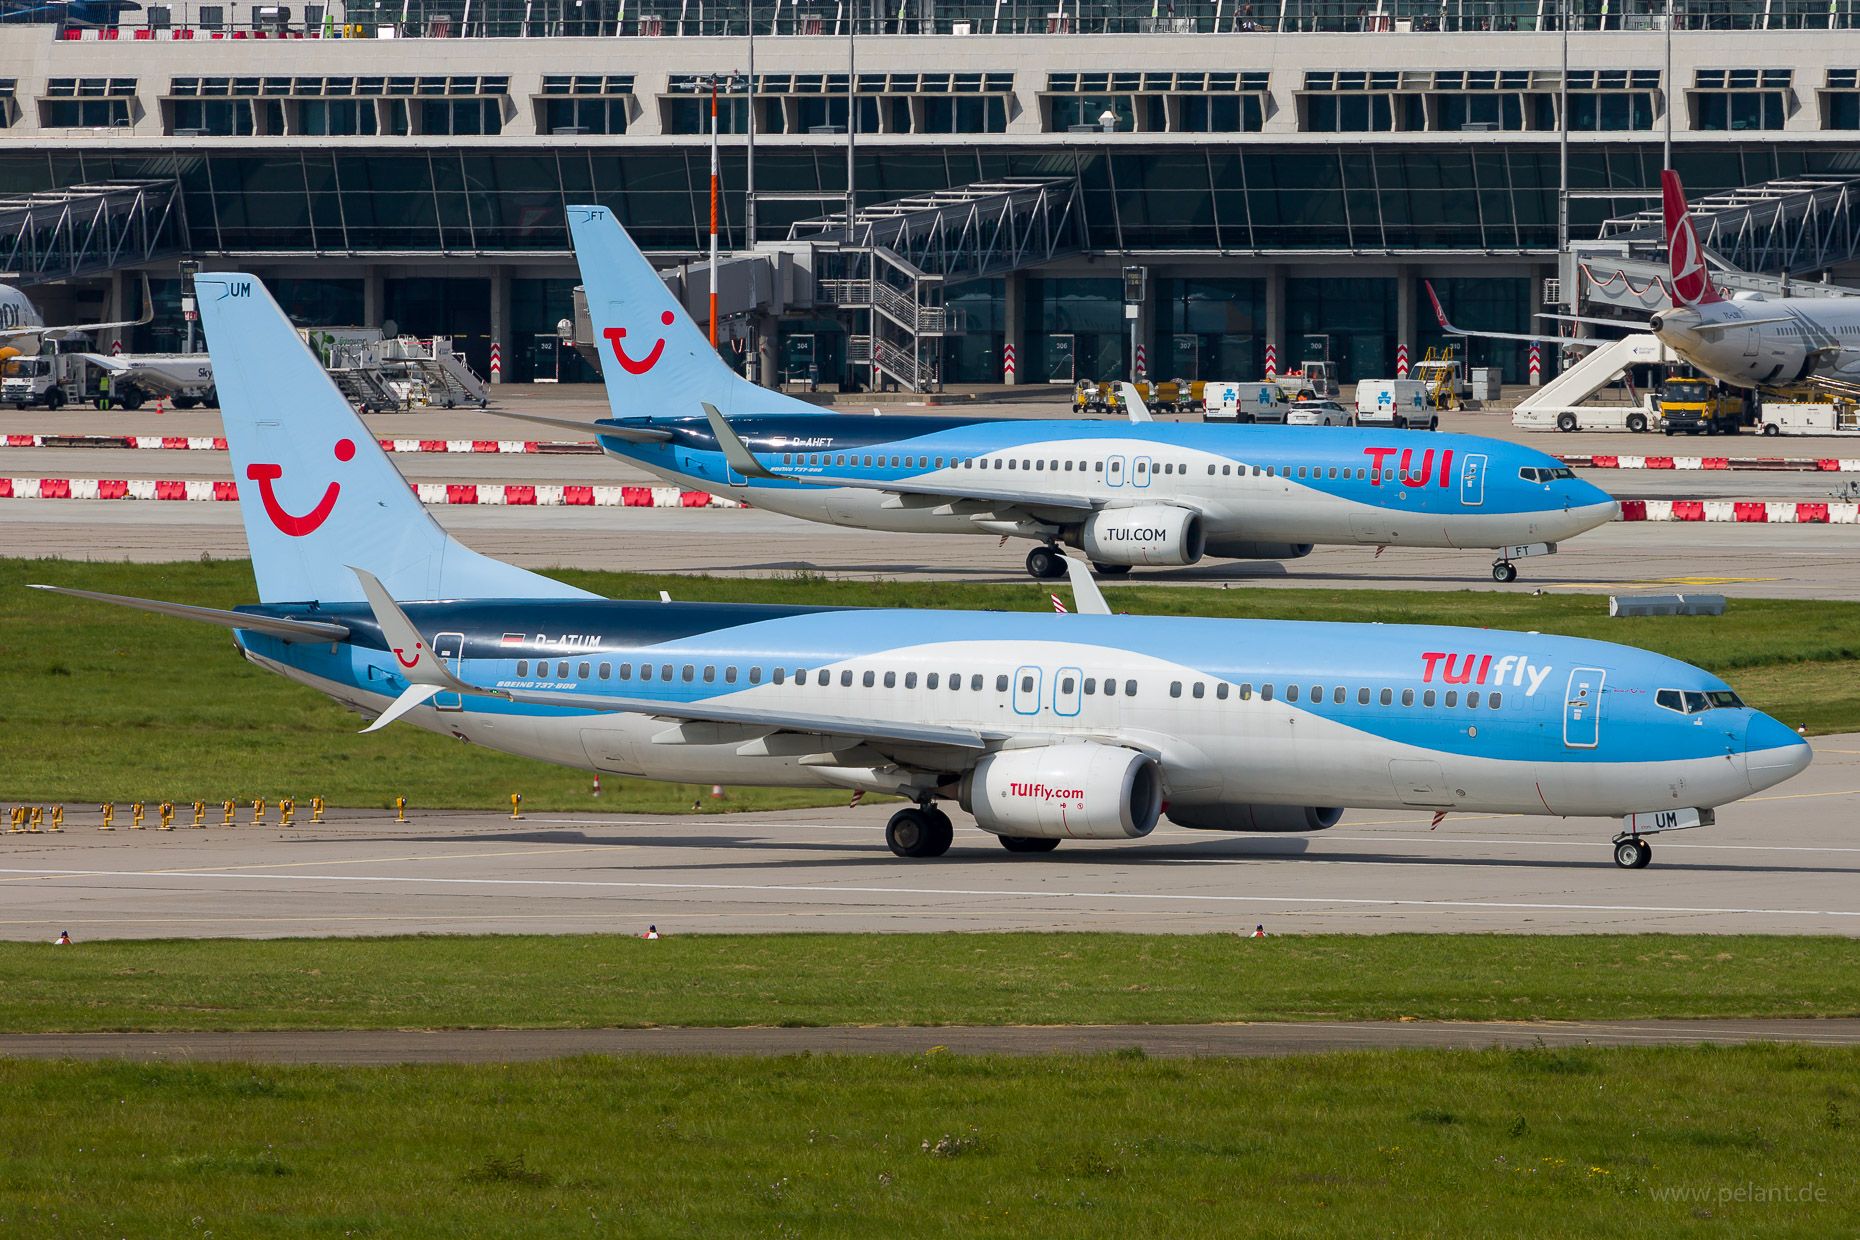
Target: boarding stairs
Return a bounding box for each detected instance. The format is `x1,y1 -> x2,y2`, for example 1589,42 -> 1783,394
1511,334 -> 1671,419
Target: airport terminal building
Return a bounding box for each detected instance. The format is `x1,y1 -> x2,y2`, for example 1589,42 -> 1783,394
4,1 -> 1859,390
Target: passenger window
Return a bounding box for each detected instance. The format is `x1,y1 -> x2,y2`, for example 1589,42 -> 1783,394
1223,465 -> 1231,475
1217,683 -> 1230,700
1424,689 -> 1435,707
1401,688 -> 1414,706
1066,461 -> 1075,471
1021,674 -> 1034,692
750,667 -> 762,684
935,457 -> 944,467
926,672 -> 938,689
641,664 -> 653,681
884,671 -> 896,688
1207,465 -> 1216,476
724,666 -> 737,683
1357,468 -> 1366,479
1298,467 -> 1307,478
997,674 -> 1010,692
1171,681 -> 1183,698
1104,678 -> 1117,697
1238,684 -> 1252,700
1329,467 -> 1338,479
1095,462 -> 1104,472
842,669 -> 854,687
558,661 -> 570,678
1310,686 -> 1321,702
1124,680 -> 1138,696
864,670 -> 876,687
1286,684 -> 1300,702
703,666 -> 715,682
1379,688 -> 1393,706
1192,682 -> 1205,699
1467,691 -> 1480,708
1357,687 -> 1370,705
1009,459 -> 1017,470
1266,466 -> 1275,477
783,453 -> 793,465
1332,687 -> 1345,704
1489,692 -> 1502,709
682,665 -> 695,682
1445,691 -> 1459,707
619,663 -> 632,680
1037,460 -> 1046,471
772,667 -> 785,684
597,662 -> 609,680
1261,684 -> 1274,701
903,671 -> 915,688
579,662 -> 591,679
1084,677 -> 1097,694
836,454 -> 846,465
516,660 -> 528,676
660,664 -> 673,681
1062,676 -> 1076,693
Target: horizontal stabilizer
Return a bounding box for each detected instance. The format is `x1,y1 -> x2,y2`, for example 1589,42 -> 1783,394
348,566 -> 492,698
1117,383 -> 1154,423
702,402 -> 783,479
27,584 -> 350,642
485,408 -> 674,443
360,682 -> 444,733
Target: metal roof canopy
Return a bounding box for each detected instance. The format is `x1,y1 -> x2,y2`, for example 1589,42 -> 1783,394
0,180 -> 184,287
1598,175 -> 1860,278
787,176 -> 1083,283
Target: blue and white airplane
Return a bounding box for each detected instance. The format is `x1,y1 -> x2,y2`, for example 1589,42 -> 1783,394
34,274 -> 1809,868
501,208 -> 1619,584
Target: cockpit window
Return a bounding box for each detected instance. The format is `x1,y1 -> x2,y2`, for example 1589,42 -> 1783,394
1519,466 -> 1577,483
1657,687 -> 1745,714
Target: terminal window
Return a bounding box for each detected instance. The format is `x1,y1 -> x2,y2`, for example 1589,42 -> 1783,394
1692,68 -> 1791,131
1046,71 -> 1265,134
0,80 -> 15,129
539,75 -> 634,135
1827,69 -> 1860,128
41,77 -> 137,129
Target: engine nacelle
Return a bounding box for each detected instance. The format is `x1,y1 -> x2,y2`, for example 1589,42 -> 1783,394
960,743 -> 1162,840
1074,505 -> 1204,567
1202,538 -> 1314,561
1166,804 -> 1344,833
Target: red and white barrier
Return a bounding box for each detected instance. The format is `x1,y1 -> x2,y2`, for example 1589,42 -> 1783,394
1556,454 -> 1860,473
1264,344 -> 1278,379
1002,342 -> 1016,381
0,478 -> 743,508
1395,343 -> 1410,379
1616,500 -> 1858,523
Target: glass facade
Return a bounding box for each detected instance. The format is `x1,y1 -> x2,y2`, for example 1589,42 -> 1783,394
1286,278 -> 1396,384
1151,278 -> 1263,381
939,280 -> 1005,384
1023,278 -> 1126,384
1414,278 -> 1532,383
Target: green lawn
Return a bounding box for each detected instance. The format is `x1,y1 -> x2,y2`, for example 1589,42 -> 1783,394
5,934 -> 1857,1032
3,556 -> 1858,807
4,1046 -> 1853,1238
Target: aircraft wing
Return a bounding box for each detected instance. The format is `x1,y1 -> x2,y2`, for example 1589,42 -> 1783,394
486,407 -> 674,443
26,584 -> 350,643
701,402 -> 1099,514
1426,281 -> 1565,342
4,273 -> 155,343
503,685 -> 1004,751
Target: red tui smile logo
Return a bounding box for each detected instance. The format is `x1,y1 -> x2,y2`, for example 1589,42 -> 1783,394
246,438 -> 354,537
603,311 -> 677,375
394,642 -> 423,669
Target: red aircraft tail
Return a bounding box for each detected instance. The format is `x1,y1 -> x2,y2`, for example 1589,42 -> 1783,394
1662,170 -> 1722,308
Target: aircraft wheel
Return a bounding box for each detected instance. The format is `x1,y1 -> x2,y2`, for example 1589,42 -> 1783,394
1555,412 -> 1578,432
1492,563 -> 1518,583
1627,412 -> 1648,433
1613,838 -> 1653,869
1634,840 -> 1653,868
999,835 -> 1060,853
1026,545 -> 1066,580
886,808 -> 950,859
1091,562 -> 1132,576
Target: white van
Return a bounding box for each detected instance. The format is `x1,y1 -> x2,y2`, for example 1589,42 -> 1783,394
1204,381 -> 1291,423
1355,379 -> 1438,430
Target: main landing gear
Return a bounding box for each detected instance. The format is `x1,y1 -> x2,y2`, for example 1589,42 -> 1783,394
1026,545 -> 1068,580
886,804 -> 954,858
998,835 -> 1060,853
1613,837 -> 1653,869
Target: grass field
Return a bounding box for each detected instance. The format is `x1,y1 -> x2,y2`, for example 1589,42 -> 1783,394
4,556 -> 1859,807
4,1046 -> 1853,1237
5,934 -> 1857,1032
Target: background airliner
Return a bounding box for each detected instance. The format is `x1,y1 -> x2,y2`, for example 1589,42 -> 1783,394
0,276 -> 152,359
499,208 -> 1618,585
32,274 -> 1809,869
1433,171 -> 1860,398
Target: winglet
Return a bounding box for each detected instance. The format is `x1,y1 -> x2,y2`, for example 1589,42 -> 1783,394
702,402 -> 784,480
1063,556 -> 1113,616
348,566 -> 488,698
1424,281 -> 1458,333
1117,382 -> 1154,423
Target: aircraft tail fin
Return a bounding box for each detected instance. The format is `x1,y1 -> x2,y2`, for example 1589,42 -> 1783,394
194,273 -> 596,605
1662,170 -> 1724,309
566,206 -> 820,420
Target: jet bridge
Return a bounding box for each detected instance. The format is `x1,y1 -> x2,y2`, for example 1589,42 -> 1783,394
790,177 -> 1084,392
0,180 -> 183,286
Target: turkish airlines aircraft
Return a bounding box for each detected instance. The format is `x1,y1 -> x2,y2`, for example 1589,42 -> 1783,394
506,207 -> 1617,585
0,276 -> 153,358
33,273 -> 1810,869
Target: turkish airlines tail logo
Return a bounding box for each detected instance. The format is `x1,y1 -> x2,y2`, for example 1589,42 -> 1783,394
1663,171 -> 1721,309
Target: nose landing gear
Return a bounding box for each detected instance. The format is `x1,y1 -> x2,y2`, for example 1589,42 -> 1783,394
1492,560 -> 1519,583
1613,836 -> 1653,869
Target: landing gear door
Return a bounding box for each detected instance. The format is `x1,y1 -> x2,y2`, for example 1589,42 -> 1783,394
1563,666 -> 1605,749
1459,453 -> 1487,506
432,631 -> 465,712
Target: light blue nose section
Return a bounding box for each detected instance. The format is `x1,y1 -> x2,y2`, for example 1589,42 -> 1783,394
1745,712 -> 1813,792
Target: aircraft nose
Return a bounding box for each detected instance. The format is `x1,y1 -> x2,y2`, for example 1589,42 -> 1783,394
1565,484 -> 1620,530
1744,712 -> 1812,792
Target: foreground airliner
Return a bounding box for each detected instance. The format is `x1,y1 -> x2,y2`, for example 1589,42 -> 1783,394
499,208 -> 1618,584
35,274 -> 1808,868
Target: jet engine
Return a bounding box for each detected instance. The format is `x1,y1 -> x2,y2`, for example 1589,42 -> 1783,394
1073,505 -> 1204,567
1166,804 -> 1344,832
960,742 -> 1162,840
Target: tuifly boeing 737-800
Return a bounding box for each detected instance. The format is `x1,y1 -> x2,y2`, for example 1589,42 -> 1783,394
32,273 -> 1808,868
492,208 -> 1619,585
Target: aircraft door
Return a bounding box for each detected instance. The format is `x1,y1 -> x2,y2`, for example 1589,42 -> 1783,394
1106,455 -> 1126,487
1054,666 -> 1082,717
432,631 -> 465,711
1743,326 -> 1760,358
1013,665 -> 1043,715
1133,455 -> 1153,488
1459,453 -> 1487,506
1563,667 -> 1605,748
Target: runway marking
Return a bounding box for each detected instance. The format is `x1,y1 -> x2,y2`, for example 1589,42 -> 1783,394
1,867 -> 1855,919
0,844 -> 616,883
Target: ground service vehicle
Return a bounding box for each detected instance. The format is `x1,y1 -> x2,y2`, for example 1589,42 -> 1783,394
1659,379 -> 1746,436
1355,380 -> 1440,430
